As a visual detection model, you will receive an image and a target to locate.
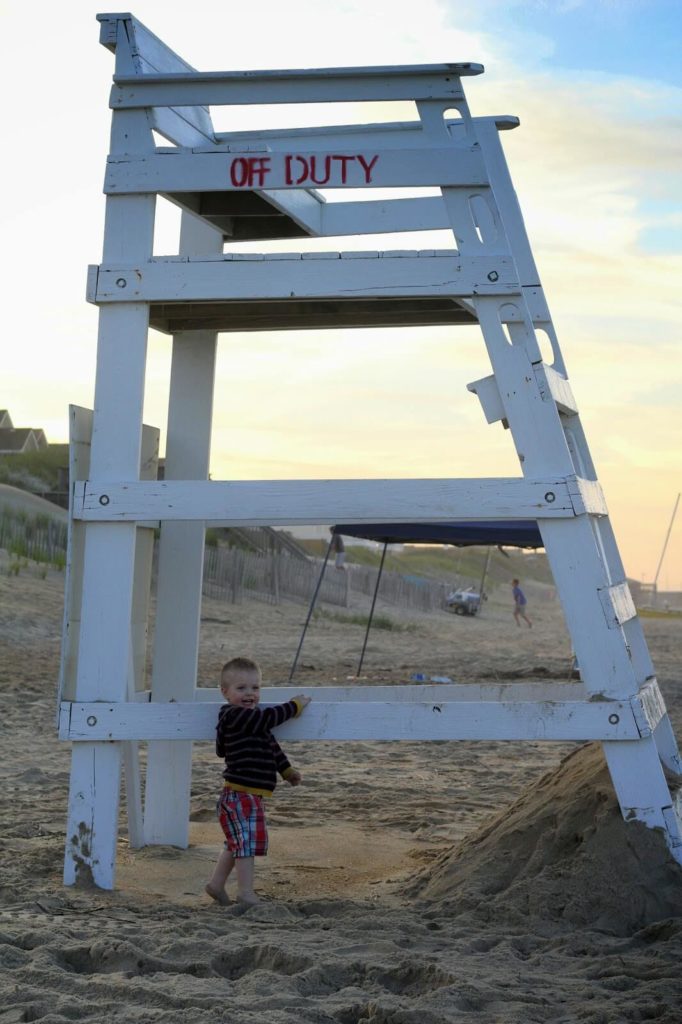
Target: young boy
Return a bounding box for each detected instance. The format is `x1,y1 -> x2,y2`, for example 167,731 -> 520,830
511,578 -> 533,628
205,656 -> 311,907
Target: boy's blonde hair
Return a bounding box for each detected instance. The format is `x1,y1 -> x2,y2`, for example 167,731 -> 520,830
220,656 -> 261,690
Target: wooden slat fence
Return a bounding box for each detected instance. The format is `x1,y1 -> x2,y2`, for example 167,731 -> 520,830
202,544 -> 450,613
0,506 -> 67,566
0,505 -> 450,615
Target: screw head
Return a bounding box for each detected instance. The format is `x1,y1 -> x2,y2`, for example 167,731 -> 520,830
487,271 -> 499,282
99,494 -> 110,506
115,277 -> 127,288
608,713 -> 620,725
544,491 -> 556,503
86,715 -> 98,727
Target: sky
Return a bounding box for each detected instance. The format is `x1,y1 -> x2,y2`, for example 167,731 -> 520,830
1,0 -> 680,588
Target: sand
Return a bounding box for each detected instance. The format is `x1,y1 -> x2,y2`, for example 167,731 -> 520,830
1,553 -> 681,1023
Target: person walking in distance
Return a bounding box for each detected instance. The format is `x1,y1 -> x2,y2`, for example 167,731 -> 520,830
511,578 -> 532,628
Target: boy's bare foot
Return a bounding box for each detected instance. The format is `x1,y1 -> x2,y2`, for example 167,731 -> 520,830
237,892 -> 261,907
205,883 -> 230,906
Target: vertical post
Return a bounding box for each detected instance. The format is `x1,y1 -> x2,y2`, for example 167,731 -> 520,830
63,26 -> 158,884
64,200 -> 155,888
144,213 -> 223,847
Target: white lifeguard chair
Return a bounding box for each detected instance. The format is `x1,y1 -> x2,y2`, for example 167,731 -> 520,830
59,12 -> 682,888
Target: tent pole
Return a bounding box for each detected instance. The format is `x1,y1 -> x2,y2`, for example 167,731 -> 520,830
288,534 -> 334,683
477,547 -> 493,614
357,541 -> 388,677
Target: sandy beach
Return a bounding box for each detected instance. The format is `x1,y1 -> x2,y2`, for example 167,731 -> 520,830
1,554 -> 681,1023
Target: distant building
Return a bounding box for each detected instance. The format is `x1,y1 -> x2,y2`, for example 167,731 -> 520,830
0,411 -> 48,454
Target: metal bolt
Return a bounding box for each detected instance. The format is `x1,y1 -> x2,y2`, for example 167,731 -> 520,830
116,278 -> 127,288
432,705 -> 442,713
544,491 -> 556,503
99,494 -> 110,506
487,271 -> 499,282
608,713 -> 620,725
87,716 -> 98,727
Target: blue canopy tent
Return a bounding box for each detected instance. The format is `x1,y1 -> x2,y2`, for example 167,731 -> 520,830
288,520 -> 544,681
332,520 -> 543,548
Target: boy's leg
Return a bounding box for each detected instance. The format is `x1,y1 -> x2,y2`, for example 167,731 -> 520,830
235,856 -> 259,905
205,848 -> 234,904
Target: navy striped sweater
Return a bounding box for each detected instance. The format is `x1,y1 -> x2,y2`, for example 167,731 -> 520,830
216,698 -> 303,797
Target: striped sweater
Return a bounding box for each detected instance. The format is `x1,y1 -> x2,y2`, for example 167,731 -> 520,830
216,698 -> 303,797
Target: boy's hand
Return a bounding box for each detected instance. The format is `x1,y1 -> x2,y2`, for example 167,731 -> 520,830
294,694 -> 312,709
286,769 -> 302,786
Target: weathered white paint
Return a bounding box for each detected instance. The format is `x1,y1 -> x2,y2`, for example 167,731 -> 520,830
212,113 -> 518,152
109,63 -> 481,111
98,13 -> 216,148
63,105 -> 156,887
71,476 -> 597,524
597,580 -> 638,629
201,682 -> 591,703
61,698 -> 641,743
105,147 -> 489,194
144,212 -> 222,849
91,252 -> 518,304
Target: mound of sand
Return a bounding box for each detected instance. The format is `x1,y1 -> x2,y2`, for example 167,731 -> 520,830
0,482 -> 67,522
410,742 -> 682,936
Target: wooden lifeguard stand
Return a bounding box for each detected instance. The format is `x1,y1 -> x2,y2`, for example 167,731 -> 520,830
59,12 -> 682,888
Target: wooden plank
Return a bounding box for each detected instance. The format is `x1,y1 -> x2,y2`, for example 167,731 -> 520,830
540,364 -> 579,416
602,737 -> 682,839
61,697 -> 640,743
105,147 -> 488,194
145,212 -> 222,849
64,743 -> 123,888
258,188 -> 324,235
98,13 -> 215,148
630,679 -> 668,737
73,476 -> 579,525
148,297 -> 476,334
211,114 -> 518,151
109,63 -> 482,111
597,580 -> 638,629
320,197 -> 448,236
92,253 -> 518,303
198,682 -> 590,702
63,190 -> 155,891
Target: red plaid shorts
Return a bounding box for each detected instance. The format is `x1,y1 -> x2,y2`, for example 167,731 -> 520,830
217,788 -> 269,858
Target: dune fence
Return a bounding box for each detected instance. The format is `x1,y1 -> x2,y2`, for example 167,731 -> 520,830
0,504 -> 450,615
0,506 -> 67,567
201,544 -> 450,614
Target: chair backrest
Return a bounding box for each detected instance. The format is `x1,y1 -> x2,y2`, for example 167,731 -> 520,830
97,12 -> 216,148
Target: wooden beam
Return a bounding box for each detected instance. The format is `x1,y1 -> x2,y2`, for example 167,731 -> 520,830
109,63 -> 483,110
105,147 -> 488,194
60,697 -> 640,743
211,114 -> 519,151
90,252 -> 519,304
71,476 -> 594,525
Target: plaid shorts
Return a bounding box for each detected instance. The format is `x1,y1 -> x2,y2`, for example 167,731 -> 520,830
217,788 -> 269,858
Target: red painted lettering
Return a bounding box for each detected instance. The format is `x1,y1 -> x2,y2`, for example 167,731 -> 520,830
332,154 -> 354,184
285,154 -> 294,185
309,154 -> 332,185
356,154 -> 379,184
229,155 -> 271,188
250,156 -> 271,187
230,157 -> 250,187
292,156 -> 309,185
